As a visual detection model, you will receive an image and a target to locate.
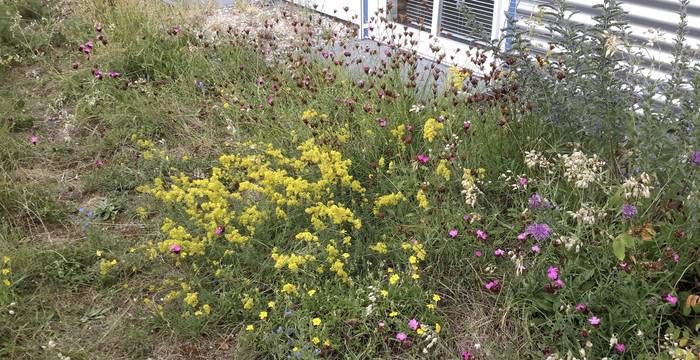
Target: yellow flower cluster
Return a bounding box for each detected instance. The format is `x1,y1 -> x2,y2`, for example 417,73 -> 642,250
305,201 -> 361,230
436,159 -> 451,181
448,66 -> 470,89
423,118 -> 444,143
416,189 -> 429,209
271,247 -> 316,272
373,192 -> 406,215
99,259 -> 118,276
1,256 -> 11,286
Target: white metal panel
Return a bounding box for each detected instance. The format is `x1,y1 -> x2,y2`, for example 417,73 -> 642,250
286,0 -> 364,30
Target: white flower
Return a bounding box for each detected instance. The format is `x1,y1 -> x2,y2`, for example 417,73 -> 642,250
409,104 -> 425,113
559,150 -> 605,189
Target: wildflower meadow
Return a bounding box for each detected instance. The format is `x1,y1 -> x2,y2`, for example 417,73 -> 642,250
0,0 -> 698,359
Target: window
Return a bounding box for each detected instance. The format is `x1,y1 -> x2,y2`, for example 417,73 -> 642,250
439,0 -> 495,42
390,0 -> 435,32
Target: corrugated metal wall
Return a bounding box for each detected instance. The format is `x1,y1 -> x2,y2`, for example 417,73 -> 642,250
513,0 -> 700,76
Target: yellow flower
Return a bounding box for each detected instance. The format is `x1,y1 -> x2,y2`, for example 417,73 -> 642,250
202,304 -> 211,315
380,290 -> 389,297
259,311 -> 268,320
370,242 -> 388,254
423,118 -> 444,143
282,283 -> 297,295
432,294 -> 441,302
312,317 -> 322,326
389,274 -> 400,285
389,311 -> 398,317
245,324 -> 255,331
436,159 -> 451,181
417,328 -> 426,335
311,337 -> 320,345
243,297 -> 254,310
184,292 -> 199,307
426,303 -> 436,310
323,339 -> 331,347
267,301 -> 276,308
435,323 -> 442,333
307,289 -> 316,297
373,192 -> 406,215
416,189 -> 429,209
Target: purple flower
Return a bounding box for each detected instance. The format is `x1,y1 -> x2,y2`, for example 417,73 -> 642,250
378,118 -> 387,128
476,229 -> 488,240
408,318 -> 419,330
463,214 -> 472,222
416,154 -> 430,164
528,193 -> 547,210
463,121 -> 471,130
94,70 -> 103,80
664,293 -> 678,305
108,70 -> 120,78
531,245 -> 540,253
526,223 -> 551,241
494,248 -> 505,257
396,332 -> 407,341
691,151 -> 700,165
575,303 -> 588,313
546,266 -> 559,280
474,250 -> 482,257
448,229 -> 459,238
614,343 -> 626,353
588,316 -> 601,327
621,204 -> 637,220
215,226 -> 224,235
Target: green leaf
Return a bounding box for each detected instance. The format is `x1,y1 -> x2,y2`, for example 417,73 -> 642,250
613,233 -> 635,260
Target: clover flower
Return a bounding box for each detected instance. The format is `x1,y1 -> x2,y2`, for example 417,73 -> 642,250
621,204 -> 637,220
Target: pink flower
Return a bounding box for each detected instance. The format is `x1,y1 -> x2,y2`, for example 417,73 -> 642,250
494,248 -> 505,257
476,229 -> 488,240
94,70 -> 103,80
462,351 -> 473,360
95,159 -> 104,167
517,232 -> 528,241
474,250 -> 482,257
463,214 -> 472,222
518,177 -> 528,187
169,244 -> 182,254
408,318 -> 419,330
396,332 -> 407,341
267,97 -> 274,106
546,266 -> 559,280
30,135 -> 38,145
614,343 -> 625,353
531,245 -> 540,253
95,23 -> 102,32
108,70 -> 120,78
215,226 -> 224,235
378,118 -> 387,127
378,321 -> 385,329
553,279 -> 565,288
484,279 -> 500,292
588,316 -> 601,327
463,121 -> 471,130
575,303 -> 588,313
663,293 -> 678,305
448,229 -> 459,238
416,154 -> 430,164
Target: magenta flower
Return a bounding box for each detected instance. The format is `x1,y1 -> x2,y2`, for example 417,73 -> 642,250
416,154 -> 430,164
575,303 -> 588,313
484,279 -> 500,292
108,70 -> 120,78
531,245 -> 540,253
553,279 -> 565,288
94,70 -> 103,80
463,121 -> 471,130
267,97 -> 274,106
448,229 -> 459,238
517,232 -> 528,241
72,60 -> 81,69
95,23 -> 102,32
408,318 -> 419,330
474,250 -> 482,257
546,266 -> 559,280
169,244 -> 182,254
614,343 -> 626,353
30,135 -> 38,145
476,229 -> 488,240
215,226 -> 224,235
377,118 -> 387,128
663,293 -> 678,305
95,159 -> 104,167
396,332 -> 407,341
588,316 -> 601,327
462,351 -> 473,360
494,248 -> 505,257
